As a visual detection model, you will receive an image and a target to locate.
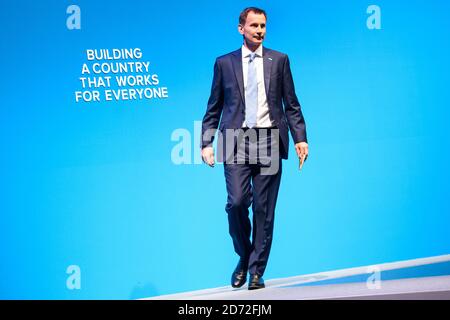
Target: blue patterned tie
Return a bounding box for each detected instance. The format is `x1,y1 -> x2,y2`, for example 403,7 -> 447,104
245,52 -> 258,128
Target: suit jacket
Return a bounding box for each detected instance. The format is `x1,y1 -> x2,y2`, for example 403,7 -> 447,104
201,47 -> 307,160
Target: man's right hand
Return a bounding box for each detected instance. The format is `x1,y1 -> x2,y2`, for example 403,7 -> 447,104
201,147 -> 215,167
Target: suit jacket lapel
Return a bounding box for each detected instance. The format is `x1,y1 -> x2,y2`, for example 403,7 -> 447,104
231,49 -> 245,104
263,47 -> 273,99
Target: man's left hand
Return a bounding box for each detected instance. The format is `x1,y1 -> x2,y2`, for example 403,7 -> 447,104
295,142 -> 309,170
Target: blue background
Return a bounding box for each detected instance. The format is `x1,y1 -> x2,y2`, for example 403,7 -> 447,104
0,0 -> 449,299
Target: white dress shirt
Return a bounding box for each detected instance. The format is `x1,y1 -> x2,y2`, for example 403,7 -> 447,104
241,44 -> 273,128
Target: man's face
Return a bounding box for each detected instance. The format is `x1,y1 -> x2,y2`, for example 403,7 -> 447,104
238,11 -> 266,47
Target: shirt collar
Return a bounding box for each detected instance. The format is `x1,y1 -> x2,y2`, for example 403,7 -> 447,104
242,44 -> 263,59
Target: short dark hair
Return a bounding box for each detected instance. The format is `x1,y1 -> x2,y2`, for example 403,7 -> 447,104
239,7 -> 267,25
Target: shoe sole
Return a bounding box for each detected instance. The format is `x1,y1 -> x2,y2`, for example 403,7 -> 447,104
248,285 -> 265,290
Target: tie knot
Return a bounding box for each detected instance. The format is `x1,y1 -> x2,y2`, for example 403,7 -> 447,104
249,52 -> 256,62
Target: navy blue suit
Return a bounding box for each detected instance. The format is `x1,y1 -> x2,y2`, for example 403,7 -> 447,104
201,47 -> 307,277
201,47 -> 307,158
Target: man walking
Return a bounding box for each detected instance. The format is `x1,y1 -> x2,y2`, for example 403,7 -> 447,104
201,7 -> 308,290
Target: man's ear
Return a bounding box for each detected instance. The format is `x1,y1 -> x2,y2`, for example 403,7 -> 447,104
237,24 -> 244,35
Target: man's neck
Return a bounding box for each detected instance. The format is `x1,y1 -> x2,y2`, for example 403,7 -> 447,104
243,41 -> 262,52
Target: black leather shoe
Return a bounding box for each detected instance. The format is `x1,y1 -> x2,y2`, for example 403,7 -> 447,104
248,274 -> 265,290
231,259 -> 248,288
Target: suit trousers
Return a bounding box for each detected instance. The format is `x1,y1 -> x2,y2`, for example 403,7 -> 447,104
223,127 -> 282,277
